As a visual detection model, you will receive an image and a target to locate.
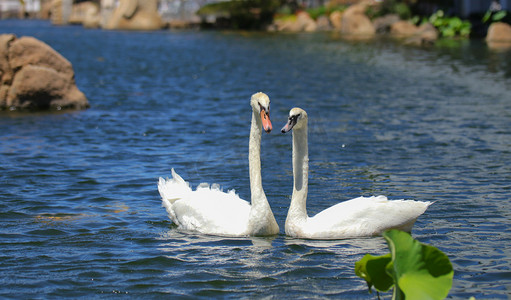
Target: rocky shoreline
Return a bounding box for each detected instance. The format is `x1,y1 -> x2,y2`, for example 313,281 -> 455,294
266,2 -> 511,49
56,0 -> 511,49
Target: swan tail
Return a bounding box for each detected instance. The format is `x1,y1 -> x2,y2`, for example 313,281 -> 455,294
158,168 -> 191,207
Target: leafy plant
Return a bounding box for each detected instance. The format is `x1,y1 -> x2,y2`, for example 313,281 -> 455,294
482,10 -> 508,23
303,4 -> 346,20
428,10 -> 471,38
306,6 -> 327,20
355,230 -> 454,300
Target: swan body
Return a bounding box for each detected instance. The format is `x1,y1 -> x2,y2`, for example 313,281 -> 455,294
281,107 -> 431,239
158,92 -> 279,237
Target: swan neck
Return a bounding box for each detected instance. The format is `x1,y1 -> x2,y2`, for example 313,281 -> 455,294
289,125 -> 309,220
246,108 -> 279,236
249,110 -> 265,204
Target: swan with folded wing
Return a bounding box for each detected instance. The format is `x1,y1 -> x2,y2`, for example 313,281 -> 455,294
158,92 -> 279,237
281,107 -> 431,239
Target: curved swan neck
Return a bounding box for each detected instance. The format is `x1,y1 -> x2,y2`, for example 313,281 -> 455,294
249,109 -> 266,204
288,124 -> 309,220
248,108 -> 279,236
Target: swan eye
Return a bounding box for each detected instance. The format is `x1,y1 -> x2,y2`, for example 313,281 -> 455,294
290,113 -> 301,122
258,103 -> 269,113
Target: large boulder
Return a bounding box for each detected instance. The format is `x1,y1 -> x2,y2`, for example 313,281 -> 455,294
390,20 -> 418,37
486,22 -> 511,50
340,3 -> 375,37
103,0 -> 162,31
0,34 -> 88,111
391,21 -> 438,45
486,22 -> 511,42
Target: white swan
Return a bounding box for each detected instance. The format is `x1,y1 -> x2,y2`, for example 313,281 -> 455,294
281,107 -> 431,239
158,92 -> 279,237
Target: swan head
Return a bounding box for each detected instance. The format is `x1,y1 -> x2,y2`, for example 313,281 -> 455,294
250,92 -> 272,133
281,107 -> 307,133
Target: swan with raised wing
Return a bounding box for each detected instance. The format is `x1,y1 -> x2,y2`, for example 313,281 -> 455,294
158,92 -> 279,237
281,107 -> 431,239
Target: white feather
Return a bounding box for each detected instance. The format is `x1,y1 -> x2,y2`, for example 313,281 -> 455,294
284,108 -> 431,239
157,92 -> 279,237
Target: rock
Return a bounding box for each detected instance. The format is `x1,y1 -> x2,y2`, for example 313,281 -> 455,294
390,20 -> 418,37
40,1 -> 53,19
400,22 -> 438,46
0,34 -> 16,85
8,36 -> 73,75
401,23 -> 438,46
271,18 -> 298,32
100,0 -> 116,28
329,10 -> 342,30
50,0 -> 64,25
340,3 -> 375,37
416,22 -> 438,43
69,1 -> 99,26
298,12 -> 317,32
272,12 -> 317,32
373,14 -> 400,33
103,0 -> 162,31
83,4 -> 101,28
316,15 -> 332,31
51,0 -> 73,25
67,1 -> 101,28
486,22 -> 511,42
0,34 -> 88,111
0,34 -> 16,108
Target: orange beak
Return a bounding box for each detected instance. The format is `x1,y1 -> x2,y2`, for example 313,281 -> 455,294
260,109 -> 272,133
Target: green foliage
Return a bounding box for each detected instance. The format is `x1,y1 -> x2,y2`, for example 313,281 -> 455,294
307,6 -> 327,20
197,0 -> 281,29
197,2 -> 232,16
274,4 -> 346,21
355,230 -> 454,300
275,5 -> 293,16
355,253 -> 393,292
483,10 -> 508,23
314,5 -> 346,19
428,10 -> 471,38
366,0 -> 411,20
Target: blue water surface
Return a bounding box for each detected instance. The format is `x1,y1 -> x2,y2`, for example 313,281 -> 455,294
1,20 -> 511,298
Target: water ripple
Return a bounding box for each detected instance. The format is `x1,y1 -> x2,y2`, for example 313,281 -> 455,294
0,20 -> 510,298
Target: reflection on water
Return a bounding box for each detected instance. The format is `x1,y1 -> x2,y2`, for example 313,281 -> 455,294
0,19 -> 510,298
157,231 -> 389,297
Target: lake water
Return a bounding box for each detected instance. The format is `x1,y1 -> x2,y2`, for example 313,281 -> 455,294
1,20 -> 510,298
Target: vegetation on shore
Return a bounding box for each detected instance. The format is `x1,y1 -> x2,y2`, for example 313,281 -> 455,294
197,0 -> 510,43
197,0 -> 280,29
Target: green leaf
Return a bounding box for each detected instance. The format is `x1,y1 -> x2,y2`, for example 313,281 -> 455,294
448,18 -> 462,29
482,11 -> 491,23
355,253 -> 393,293
460,25 -> 471,37
384,230 -> 454,300
492,11 -> 507,22
442,27 -> 455,37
